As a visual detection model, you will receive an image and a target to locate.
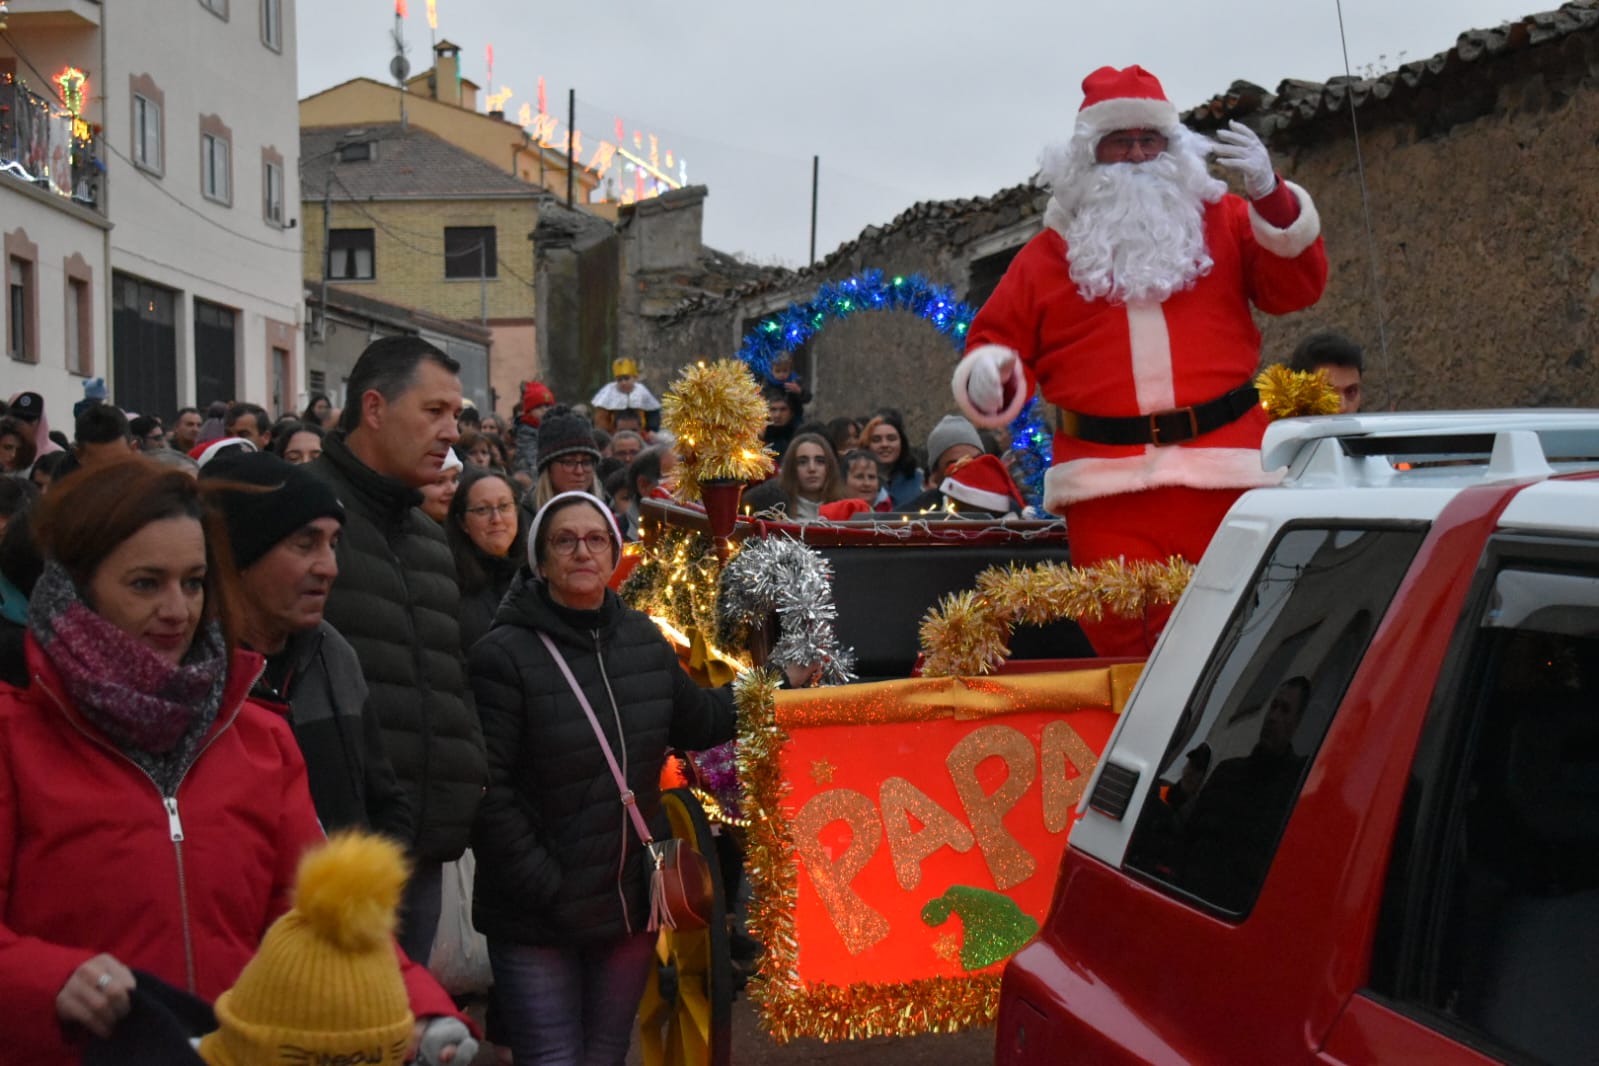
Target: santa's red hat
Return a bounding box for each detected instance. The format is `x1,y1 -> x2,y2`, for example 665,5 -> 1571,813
1077,65 -> 1178,134
940,454 -> 1025,515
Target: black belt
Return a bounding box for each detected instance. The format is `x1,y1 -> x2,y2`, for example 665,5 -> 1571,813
1060,383 -> 1259,447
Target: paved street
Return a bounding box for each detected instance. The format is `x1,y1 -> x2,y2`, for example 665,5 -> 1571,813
471,993 -> 995,1065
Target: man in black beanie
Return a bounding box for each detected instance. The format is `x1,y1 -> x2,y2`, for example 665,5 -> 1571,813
202,450 -> 411,841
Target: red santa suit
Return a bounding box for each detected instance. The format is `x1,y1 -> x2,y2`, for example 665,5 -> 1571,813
953,65 -> 1328,655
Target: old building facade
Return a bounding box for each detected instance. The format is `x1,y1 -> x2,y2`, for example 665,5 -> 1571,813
5,0 -> 303,423
299,123 -> 541,411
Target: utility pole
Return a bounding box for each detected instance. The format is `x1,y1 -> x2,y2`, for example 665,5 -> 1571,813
318,171 -> 332,342
566,88 -> 576,208
809,155 -> 819,267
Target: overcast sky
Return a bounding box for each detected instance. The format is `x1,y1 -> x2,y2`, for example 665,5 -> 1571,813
298,0 -> 1539,266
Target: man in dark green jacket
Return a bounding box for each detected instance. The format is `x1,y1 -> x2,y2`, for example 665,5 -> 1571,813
310,336 -> 487,963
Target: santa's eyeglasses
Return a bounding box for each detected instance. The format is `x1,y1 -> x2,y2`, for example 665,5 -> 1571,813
1097,131 -> 1168,159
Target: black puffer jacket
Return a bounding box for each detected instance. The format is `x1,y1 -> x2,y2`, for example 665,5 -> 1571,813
469,574 -> 735,946
250,622 -> 412,840
310,433 -> 486,862
456,546 -> 520,656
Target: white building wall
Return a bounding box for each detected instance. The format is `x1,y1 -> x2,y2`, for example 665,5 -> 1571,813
1,191 -> 110,425
100,0 -> 302,418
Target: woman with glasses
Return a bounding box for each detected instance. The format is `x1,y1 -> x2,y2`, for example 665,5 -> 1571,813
528,406 -> 602,512
469,490 -> 736,1065
448,466 -> 524,653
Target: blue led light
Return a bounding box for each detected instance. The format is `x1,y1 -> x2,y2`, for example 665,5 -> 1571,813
733,269 -> 1052,507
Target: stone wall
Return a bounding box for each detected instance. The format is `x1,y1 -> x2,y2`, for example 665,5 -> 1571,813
1261,25 -> 1599,410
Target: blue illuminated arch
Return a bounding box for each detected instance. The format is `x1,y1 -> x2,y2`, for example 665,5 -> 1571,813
734,269 -> 1051,507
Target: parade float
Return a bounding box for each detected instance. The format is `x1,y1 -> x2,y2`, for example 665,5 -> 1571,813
626,281 -> 1340,1066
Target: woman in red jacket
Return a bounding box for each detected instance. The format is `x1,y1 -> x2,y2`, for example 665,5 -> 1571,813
0,459 -> 465,1061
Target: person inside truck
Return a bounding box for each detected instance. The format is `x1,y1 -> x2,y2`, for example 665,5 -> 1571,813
1175,676 -> 1310,912
1164,742 -> 1212,821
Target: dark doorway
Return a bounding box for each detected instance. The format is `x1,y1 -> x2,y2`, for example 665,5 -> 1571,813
967,245 -> 1024,310
112,272 -> 178,418
193,298 -> 237,407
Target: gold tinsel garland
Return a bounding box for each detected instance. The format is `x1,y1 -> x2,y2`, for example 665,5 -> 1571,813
919,558 -> 1194,678
736,667 -> 1006,1042
661,359 -> 776,502
1255,364 -> 1341,420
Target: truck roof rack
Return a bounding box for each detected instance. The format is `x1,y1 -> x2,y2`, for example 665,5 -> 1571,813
1262,411 -> 1599,489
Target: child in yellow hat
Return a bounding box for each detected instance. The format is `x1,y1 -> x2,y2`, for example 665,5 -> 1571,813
200,833 -> 475,1066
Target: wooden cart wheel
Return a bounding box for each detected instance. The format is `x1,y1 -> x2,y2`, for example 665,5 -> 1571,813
638,787 -> 733,1066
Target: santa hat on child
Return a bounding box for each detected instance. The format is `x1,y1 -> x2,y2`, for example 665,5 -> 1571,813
520,381 -> 555,427
1076,65 -> 1179,135
940,454 -> 1026,516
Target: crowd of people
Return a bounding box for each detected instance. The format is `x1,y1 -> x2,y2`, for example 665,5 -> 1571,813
0,59 -> 1379,1064
0,338 -> 1053,1063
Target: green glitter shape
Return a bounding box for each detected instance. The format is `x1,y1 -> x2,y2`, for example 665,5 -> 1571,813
921,885 -> 1040,972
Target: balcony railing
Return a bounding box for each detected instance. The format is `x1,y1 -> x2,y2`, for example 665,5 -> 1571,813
0,76 -> 104,210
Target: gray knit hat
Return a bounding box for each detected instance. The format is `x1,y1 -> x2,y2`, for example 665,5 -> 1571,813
535,405 -> 601,472
925,414 -> 983,474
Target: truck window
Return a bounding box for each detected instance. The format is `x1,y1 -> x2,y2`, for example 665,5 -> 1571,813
1123,524 -> 1426,916
1381,561 -> 1599,1065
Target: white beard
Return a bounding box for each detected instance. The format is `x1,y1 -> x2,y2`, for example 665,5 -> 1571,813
1041,125 -> 1227,305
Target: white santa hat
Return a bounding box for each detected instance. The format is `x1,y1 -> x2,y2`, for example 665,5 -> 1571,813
1076,65 -> 1179,135
940,454 -> 1026,516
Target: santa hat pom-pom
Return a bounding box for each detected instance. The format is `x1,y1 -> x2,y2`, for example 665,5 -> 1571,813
292,832 -> 411,953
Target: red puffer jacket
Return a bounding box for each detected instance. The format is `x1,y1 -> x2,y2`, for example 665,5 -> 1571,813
0,636 -> 461,1061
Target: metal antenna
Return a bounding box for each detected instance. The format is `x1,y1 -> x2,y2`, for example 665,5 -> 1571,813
1333,0 -> 1393,407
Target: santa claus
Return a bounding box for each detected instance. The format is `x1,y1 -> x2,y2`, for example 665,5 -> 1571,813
952,64 -> 1327,656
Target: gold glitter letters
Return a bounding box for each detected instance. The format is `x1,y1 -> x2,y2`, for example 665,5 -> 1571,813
947,725 -> 1036,890
792,788 -> 892,955
1040,721 -> 1098,833
878,776 -> 976,891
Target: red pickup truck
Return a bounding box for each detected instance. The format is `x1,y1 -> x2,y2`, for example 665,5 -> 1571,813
996,413 -> 1599,1066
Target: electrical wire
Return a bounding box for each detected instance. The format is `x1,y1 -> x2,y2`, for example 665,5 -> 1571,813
1332,0 -> 1394,407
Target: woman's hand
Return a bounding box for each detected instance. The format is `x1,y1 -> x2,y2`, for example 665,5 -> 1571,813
55,953 -> 136,1039
783,661 -> 824,689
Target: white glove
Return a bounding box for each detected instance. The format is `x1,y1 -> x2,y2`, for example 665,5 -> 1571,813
415,1016 -> 479,1066
1211,120 -> 1277,200
963,348 -> 1017,416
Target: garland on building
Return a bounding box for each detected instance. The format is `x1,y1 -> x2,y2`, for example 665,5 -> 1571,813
919,558 -> 1195,677
733,269 -> 1053,507
1255,364 -> 1342,420
660,358 -> 776,503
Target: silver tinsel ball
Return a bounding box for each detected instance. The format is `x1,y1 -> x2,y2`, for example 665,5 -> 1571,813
717,535 -> 855,685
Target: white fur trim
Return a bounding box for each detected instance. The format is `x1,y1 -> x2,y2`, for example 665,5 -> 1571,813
1078,99 -> 1178,135
1042,197 -> 1070,238
952,345 -> 1029,428
1043,447 -> 1283,511
1249,180 -> 1321,259
940,477 -> 1015,515
1126,301 -> 1174,413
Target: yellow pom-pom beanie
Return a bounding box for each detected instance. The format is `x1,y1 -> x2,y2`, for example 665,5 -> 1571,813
198,833 -> 415,1066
